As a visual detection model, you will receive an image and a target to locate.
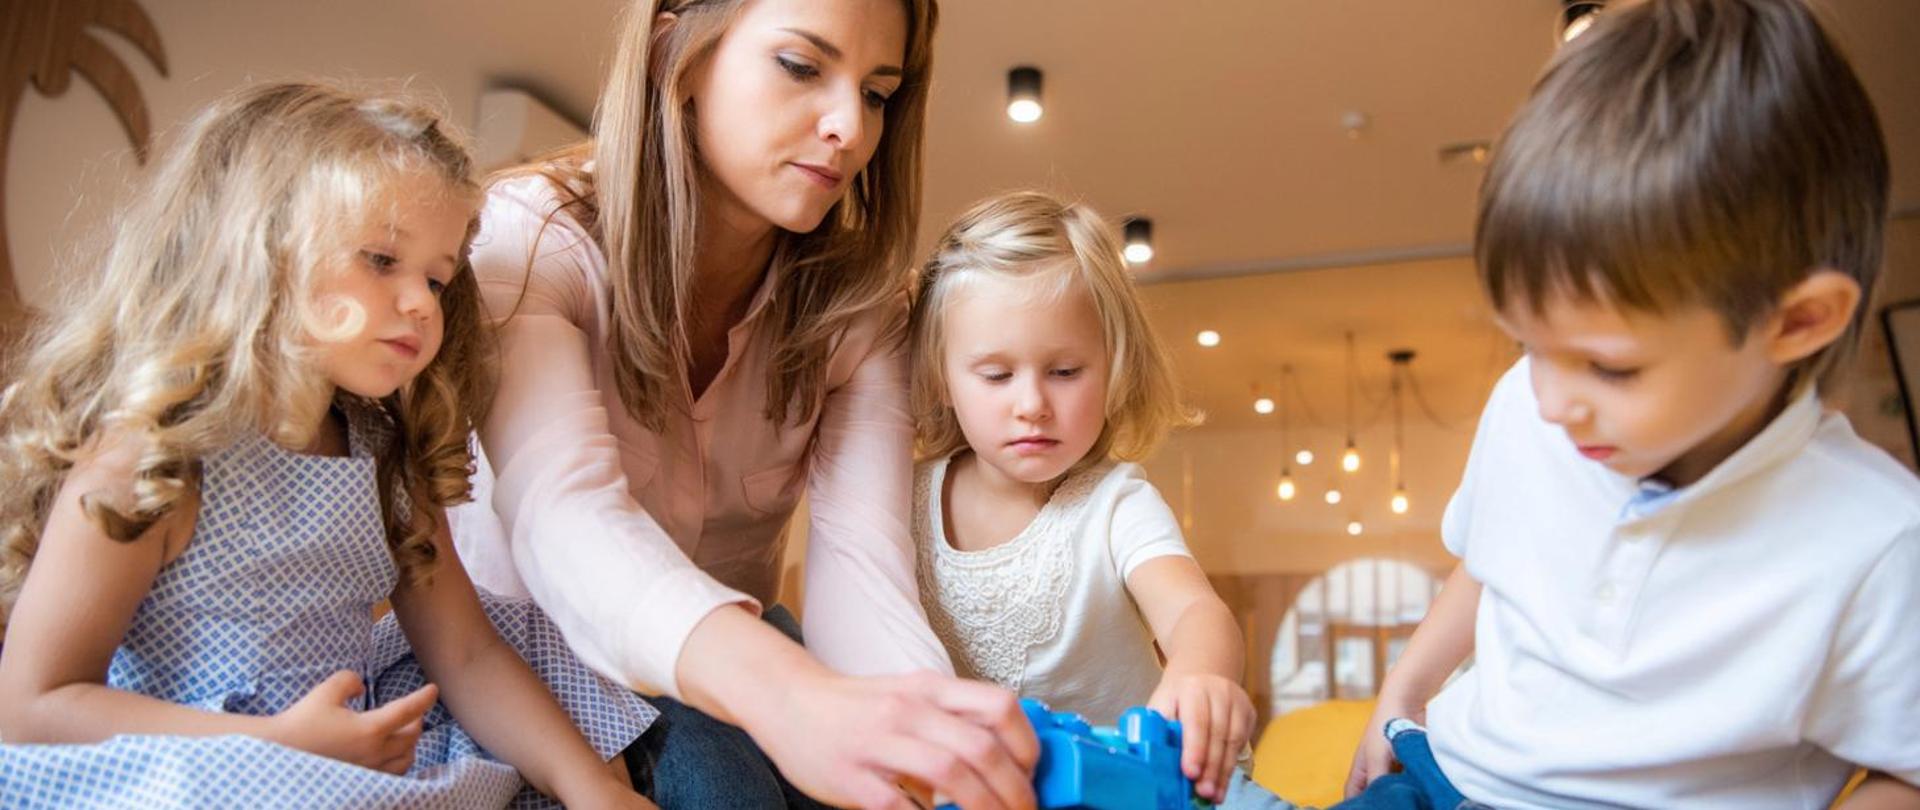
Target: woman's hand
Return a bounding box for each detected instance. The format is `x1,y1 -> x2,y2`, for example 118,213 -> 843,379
746,669 -> 1039,810
1148,670 -> 1255,802
266,671 -> 438,774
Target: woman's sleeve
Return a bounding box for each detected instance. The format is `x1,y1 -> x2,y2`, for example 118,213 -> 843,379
467,182 -> 754,699
798,304 -> 955,676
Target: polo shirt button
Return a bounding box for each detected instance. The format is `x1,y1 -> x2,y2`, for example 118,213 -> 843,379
1596,583 -> 1618,603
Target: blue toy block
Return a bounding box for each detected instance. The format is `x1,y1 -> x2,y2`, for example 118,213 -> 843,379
937,699 -> 1211,810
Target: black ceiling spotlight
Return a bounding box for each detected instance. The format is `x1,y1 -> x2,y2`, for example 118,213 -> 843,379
1559,1 -> 1605,42
1006,66 -> 1043,123
1122,217 -> 1153,265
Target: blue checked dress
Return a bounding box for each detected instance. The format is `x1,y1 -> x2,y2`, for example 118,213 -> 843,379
0,418 -> 657,809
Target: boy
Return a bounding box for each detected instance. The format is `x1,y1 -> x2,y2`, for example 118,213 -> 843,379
1340,1 -> 1920,807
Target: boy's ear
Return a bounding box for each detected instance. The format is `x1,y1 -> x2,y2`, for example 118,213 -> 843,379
1763,270 -> 1861,365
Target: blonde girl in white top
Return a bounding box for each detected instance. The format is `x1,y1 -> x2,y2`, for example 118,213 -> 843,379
909,191 -> 1262,804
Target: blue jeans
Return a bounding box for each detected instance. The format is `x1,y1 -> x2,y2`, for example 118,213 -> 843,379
1330,720 -> 1490,810
621,605 -> 832,809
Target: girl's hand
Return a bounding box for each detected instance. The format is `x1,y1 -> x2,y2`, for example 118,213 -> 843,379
1147,671 -> 1255,803
266,670 -> 439,774
1343,695 -> 1423,798
746,669 -> 1039,810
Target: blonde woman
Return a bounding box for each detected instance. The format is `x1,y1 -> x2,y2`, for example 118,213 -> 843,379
451,1 -> 1038,807
0,82 -> 655,808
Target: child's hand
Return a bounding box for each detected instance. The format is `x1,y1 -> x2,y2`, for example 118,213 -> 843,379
561,776 -> 661,810
267,670 -> 439,774
1148,671 -> 1255,803
1343,696 -> 1422,798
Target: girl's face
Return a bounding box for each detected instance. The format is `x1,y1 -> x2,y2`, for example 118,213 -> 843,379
941,273 -> 1111,488
311,176 -> 473,399
687,0 -> 907,235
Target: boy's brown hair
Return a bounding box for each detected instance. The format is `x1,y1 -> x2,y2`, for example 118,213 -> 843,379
1477,0 -> 1889,392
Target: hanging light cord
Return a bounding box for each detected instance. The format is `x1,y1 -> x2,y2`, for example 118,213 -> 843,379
1344,332 -> 1357,444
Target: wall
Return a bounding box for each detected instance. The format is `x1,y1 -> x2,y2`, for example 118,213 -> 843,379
7,0 -> 617,310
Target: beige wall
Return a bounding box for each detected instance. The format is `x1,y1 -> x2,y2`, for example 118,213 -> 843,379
1844,215 -> 1920,470
6,0 -> 616,310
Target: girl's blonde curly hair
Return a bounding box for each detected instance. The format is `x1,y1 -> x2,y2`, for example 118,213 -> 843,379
0,81 -> 494,616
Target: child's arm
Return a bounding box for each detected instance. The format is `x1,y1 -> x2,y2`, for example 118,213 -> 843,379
387,512 -> 652,809
1840,774 -> 1920,809
0,440 -> 438,771
1127,555 -> 1255,804
1344,563 -> 1481,798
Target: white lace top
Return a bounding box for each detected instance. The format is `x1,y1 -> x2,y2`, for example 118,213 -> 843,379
914,456 -> 1193,725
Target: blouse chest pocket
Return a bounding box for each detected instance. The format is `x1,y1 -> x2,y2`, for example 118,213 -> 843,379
741,463 -> 805,518
622,445 -> 660,491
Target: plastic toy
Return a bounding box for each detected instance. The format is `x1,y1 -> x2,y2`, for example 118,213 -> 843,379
937,698 -> 1212,810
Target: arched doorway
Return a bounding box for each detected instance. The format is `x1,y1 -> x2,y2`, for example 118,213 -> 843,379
1269,557 -> 1442,718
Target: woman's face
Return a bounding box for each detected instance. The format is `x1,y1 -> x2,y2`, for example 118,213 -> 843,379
686,0 -> 908,235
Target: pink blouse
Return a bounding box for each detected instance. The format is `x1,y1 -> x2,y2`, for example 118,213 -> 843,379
450,175 -> 952,698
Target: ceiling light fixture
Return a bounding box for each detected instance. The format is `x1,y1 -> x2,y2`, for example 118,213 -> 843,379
1123,217 -> 1154,264
1560,1 -> 1605,43
1007,66 -> 1043,123
1341,332 -> 1362,474
1388,349 -> 1415,516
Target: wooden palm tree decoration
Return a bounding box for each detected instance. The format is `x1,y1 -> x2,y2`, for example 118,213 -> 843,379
0,0 -> 167,315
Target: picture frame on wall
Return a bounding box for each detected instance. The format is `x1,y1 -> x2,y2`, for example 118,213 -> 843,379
1885,298 -> 1920,464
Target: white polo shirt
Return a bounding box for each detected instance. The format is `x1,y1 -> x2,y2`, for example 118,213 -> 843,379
1426,358 -> 1920,809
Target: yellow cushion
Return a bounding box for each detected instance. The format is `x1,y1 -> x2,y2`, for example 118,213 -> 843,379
1251,699 -> 1376,809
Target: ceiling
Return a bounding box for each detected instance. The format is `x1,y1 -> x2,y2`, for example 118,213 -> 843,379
451,0 -> 1919,283
916,0 -> 1919,281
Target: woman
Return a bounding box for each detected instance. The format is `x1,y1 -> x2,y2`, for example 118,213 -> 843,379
452,1 -> 1037,807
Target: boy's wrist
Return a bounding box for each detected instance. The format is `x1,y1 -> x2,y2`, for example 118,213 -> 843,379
1372,680 -> 1430,714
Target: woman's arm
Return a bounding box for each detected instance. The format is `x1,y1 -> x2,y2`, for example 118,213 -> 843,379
469,184 -> 756,698
1344,563 -> 1481,797
676,606 -> 1036,810
473,186 -> 1034,810
389,513 -> 647,807
1128,555 -> 1253,803
799,303 -> 952,677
